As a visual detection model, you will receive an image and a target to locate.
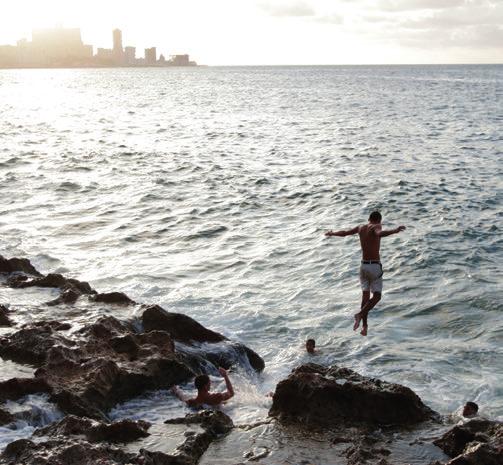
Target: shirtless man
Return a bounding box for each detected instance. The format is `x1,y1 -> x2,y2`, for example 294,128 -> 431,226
171,367 -> 234,407
325,211 -> 405,336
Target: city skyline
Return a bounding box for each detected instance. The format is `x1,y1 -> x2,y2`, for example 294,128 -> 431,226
0,27 -> 197,68
0,0 -> 502,65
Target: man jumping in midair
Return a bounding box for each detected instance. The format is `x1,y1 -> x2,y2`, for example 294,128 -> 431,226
325,211 -> 405,336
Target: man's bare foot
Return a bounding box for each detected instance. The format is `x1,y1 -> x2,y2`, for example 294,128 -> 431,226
353,313 -> 362,331
360,325 -> 368,336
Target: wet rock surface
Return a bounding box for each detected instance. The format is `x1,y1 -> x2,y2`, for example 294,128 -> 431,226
432,418 -> 503,465
269,363 -> 437,427
0,438 -> 138,465
0,377 -> 52,402
0,408 -> 14,426
35,414 -> 151,443
0,323 -> 76,366
142,305 -> 265,372
34,316 -> 194,419
0,255 -> 41,276
164,409 -> 234,436
0,305 -> 12,327
0,410 -> 234,465
92,291 -> 136,305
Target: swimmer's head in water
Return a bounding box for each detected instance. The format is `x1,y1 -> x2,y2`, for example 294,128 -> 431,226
194,374 -> 210,391
369,211 -> 382,223
306,339 -> 315,353
462,401 -> 478,417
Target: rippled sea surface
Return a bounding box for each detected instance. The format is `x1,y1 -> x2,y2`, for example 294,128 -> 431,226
1,65 -> 502,461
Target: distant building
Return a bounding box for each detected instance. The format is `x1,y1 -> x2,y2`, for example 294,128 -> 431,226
0,45 -> 17,67
169,54 -> 196,66
124,46 -> 136,65
28,27 -> 93,65
145,47 -> 156,65
96,47 -> 114,64
112,28 -> 123,64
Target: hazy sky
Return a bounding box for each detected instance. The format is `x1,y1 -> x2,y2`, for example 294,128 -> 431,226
0,0 -> 502,64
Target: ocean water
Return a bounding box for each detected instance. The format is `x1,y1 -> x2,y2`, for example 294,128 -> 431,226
0,65 -> 502,461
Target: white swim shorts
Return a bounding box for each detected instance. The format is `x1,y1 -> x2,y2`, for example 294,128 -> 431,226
359,261 -> 383,293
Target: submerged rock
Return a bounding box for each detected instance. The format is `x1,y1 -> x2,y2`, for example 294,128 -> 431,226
269,363 -> 437,427
35,414 -> 151,443
433,418 -> 503,465
164,409 -> 234,435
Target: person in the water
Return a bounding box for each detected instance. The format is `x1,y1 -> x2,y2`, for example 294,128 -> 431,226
305,339 -> 316,354
325,211 -> 406,336
462,401 -> 479,418
172,367 -> 234,407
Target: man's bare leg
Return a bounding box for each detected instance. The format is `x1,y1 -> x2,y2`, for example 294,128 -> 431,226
354,291 -> 370,331
360,292 -> 381,336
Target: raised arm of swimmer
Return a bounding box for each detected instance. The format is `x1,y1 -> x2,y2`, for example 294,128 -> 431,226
218,367 -> 234,400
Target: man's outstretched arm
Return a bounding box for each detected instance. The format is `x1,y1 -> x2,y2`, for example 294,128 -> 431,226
374,225 -> 406,237
325,226 -> 359,237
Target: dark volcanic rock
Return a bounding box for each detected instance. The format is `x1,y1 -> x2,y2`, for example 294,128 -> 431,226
142,305 -> 265,372
34,316 -> 194,419
6,270 -> 95,308
142,305 -> 225,343
0,255 -> 41,276
36,414 -> 151,443
1,411 -> 233,465
92,292 -> 136,305
0,305 -> 13,326
46,287 -> 81,306
1,438 -> 137,465
0,323 -> 76,366
433,418 -> 503,464
0,377 -> 52,402
22,320 -> 72,331
0,407 -> 14,426
164,410 -> 234,464
269,363 -> 436,427
164,409 -> 234,435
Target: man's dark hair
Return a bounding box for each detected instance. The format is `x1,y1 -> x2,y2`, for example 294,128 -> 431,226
306,339 -> 315,346
369,211 -> 382,223
466,401 -> 478,412
194,374 -> 210,391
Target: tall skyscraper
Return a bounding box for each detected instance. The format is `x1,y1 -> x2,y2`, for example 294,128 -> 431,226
112,29 -> 123,64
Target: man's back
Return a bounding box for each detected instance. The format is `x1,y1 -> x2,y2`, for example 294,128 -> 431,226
358,224 -> 381,261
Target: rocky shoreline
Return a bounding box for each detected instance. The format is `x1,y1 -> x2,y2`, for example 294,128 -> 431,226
0,254 -> 501,465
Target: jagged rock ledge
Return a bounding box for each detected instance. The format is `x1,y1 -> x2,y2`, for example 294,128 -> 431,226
0,254 -> 264,423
